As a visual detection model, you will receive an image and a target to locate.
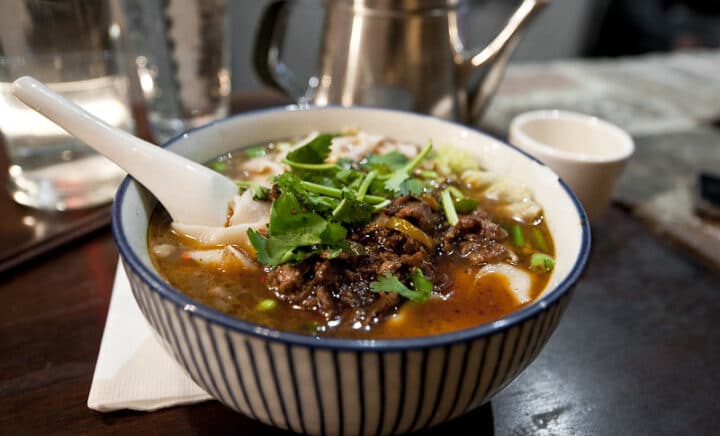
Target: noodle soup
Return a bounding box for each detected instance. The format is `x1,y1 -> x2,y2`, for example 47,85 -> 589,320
148,131 -> 555,339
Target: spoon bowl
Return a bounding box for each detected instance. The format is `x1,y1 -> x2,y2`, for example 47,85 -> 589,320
11,76 -> 237,226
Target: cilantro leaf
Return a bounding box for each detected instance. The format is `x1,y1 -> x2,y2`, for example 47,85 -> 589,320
370,268 -> 433,303
320,221 -> 347,245
408,268 -> 433,298
365,151 -> 409,171
274,172 -> 340,214
247,191 -> 347,267
285,133 -> 335,164
331,189 -> 375,224
382,143 -> 433,195
272,172 -> 302,192
384,171 -> 410,193
398,178 -> 426,196
235,180 -> 270,201
268,190 -> 325,235
248,229 -> 318,266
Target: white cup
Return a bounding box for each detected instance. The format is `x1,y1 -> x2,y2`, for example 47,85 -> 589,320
509,110 -> 634,222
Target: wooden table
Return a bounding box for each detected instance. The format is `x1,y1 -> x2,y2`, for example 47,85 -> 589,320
2,94 -> 719,435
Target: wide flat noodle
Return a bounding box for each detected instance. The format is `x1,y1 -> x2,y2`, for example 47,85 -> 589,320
229,191 -> 271,226
240,157 -> 286,187
475,263 -> 532,304
184,246 -> 259,271
172,191 -> 270,252
172,222 -> 262,252
328,131 -> 383,163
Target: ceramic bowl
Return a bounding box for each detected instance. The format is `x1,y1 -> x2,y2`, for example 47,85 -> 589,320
112,106 -> 590,435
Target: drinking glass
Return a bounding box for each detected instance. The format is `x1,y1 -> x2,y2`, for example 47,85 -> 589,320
120,0 -> 230,143
0,0 -> 133,210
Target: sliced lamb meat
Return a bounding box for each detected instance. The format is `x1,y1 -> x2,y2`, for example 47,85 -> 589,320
383,195 -> 438,232
440,209 -> 510,265
265,195 -> 509,325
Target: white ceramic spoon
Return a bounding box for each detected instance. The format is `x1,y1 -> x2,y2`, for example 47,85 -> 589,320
12,76 -> 238,226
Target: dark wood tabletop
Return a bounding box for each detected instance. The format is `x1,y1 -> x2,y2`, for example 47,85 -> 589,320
1,94 -> 719,435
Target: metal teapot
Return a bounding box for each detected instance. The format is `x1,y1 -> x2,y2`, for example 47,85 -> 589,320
254,0 -> 549,125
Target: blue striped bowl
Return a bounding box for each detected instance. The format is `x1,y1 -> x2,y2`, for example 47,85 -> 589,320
112,107 -> 590,435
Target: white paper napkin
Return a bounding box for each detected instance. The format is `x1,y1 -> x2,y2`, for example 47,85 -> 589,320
87,262 -> 212,412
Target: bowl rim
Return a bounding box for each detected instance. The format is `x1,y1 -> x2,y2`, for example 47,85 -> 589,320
112,105 -> 591,351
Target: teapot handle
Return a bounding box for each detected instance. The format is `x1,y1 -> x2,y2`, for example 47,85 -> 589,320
468,0 -> 550,68
462,0 -> 550,122
253,0 -> 309,101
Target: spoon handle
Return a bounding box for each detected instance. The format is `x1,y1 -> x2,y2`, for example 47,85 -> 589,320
12,76 -> 237,226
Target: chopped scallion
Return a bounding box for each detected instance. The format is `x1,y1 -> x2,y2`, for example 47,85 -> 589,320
441,188 -> 458,226
447,185 -> 465,200
256,299 -> 277,311
421,170 -> 439,179
510,224 -> 525,247
531,227 -> 550,253
209,161 -> 228,172
529,253 -> 555,273
453,197 -> 478,213
245,146 -> 266,158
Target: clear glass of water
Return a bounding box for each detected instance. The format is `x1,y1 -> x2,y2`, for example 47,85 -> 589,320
0,0 -> 133,211
120,0 -> 230,143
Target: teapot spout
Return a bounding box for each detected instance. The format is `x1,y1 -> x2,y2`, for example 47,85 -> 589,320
461,0 -> 550,125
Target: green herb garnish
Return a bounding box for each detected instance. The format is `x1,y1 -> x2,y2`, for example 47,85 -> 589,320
383,143 -> 432,194
364,151 -> 409,171
453,198 -> 478,213
530,227 -> 550,253
256,298 -> 277,311
209,161 -> 228,172
356,170 -> 377,201
330,189 -> 375,224
529,253 -> 555,273
248,136 -> 438,267
247,191 -> 347,267
296,179 -> 386,204
370,268 -> 433,303
285,133 -> 335,164
446,185 -> 478,213
441,188 -> 458,226
235,180 -> 270,201
245,146 -> 266,158
510,224 -> 525,247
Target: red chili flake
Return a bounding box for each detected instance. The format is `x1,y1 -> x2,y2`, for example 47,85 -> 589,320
181,252 -> 191,261
259,275 -> 266,285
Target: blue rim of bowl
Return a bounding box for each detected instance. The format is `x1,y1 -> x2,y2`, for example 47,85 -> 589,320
112,105 -> 591,351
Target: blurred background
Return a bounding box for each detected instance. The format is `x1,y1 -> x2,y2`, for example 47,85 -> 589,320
229,0 -> 720,92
